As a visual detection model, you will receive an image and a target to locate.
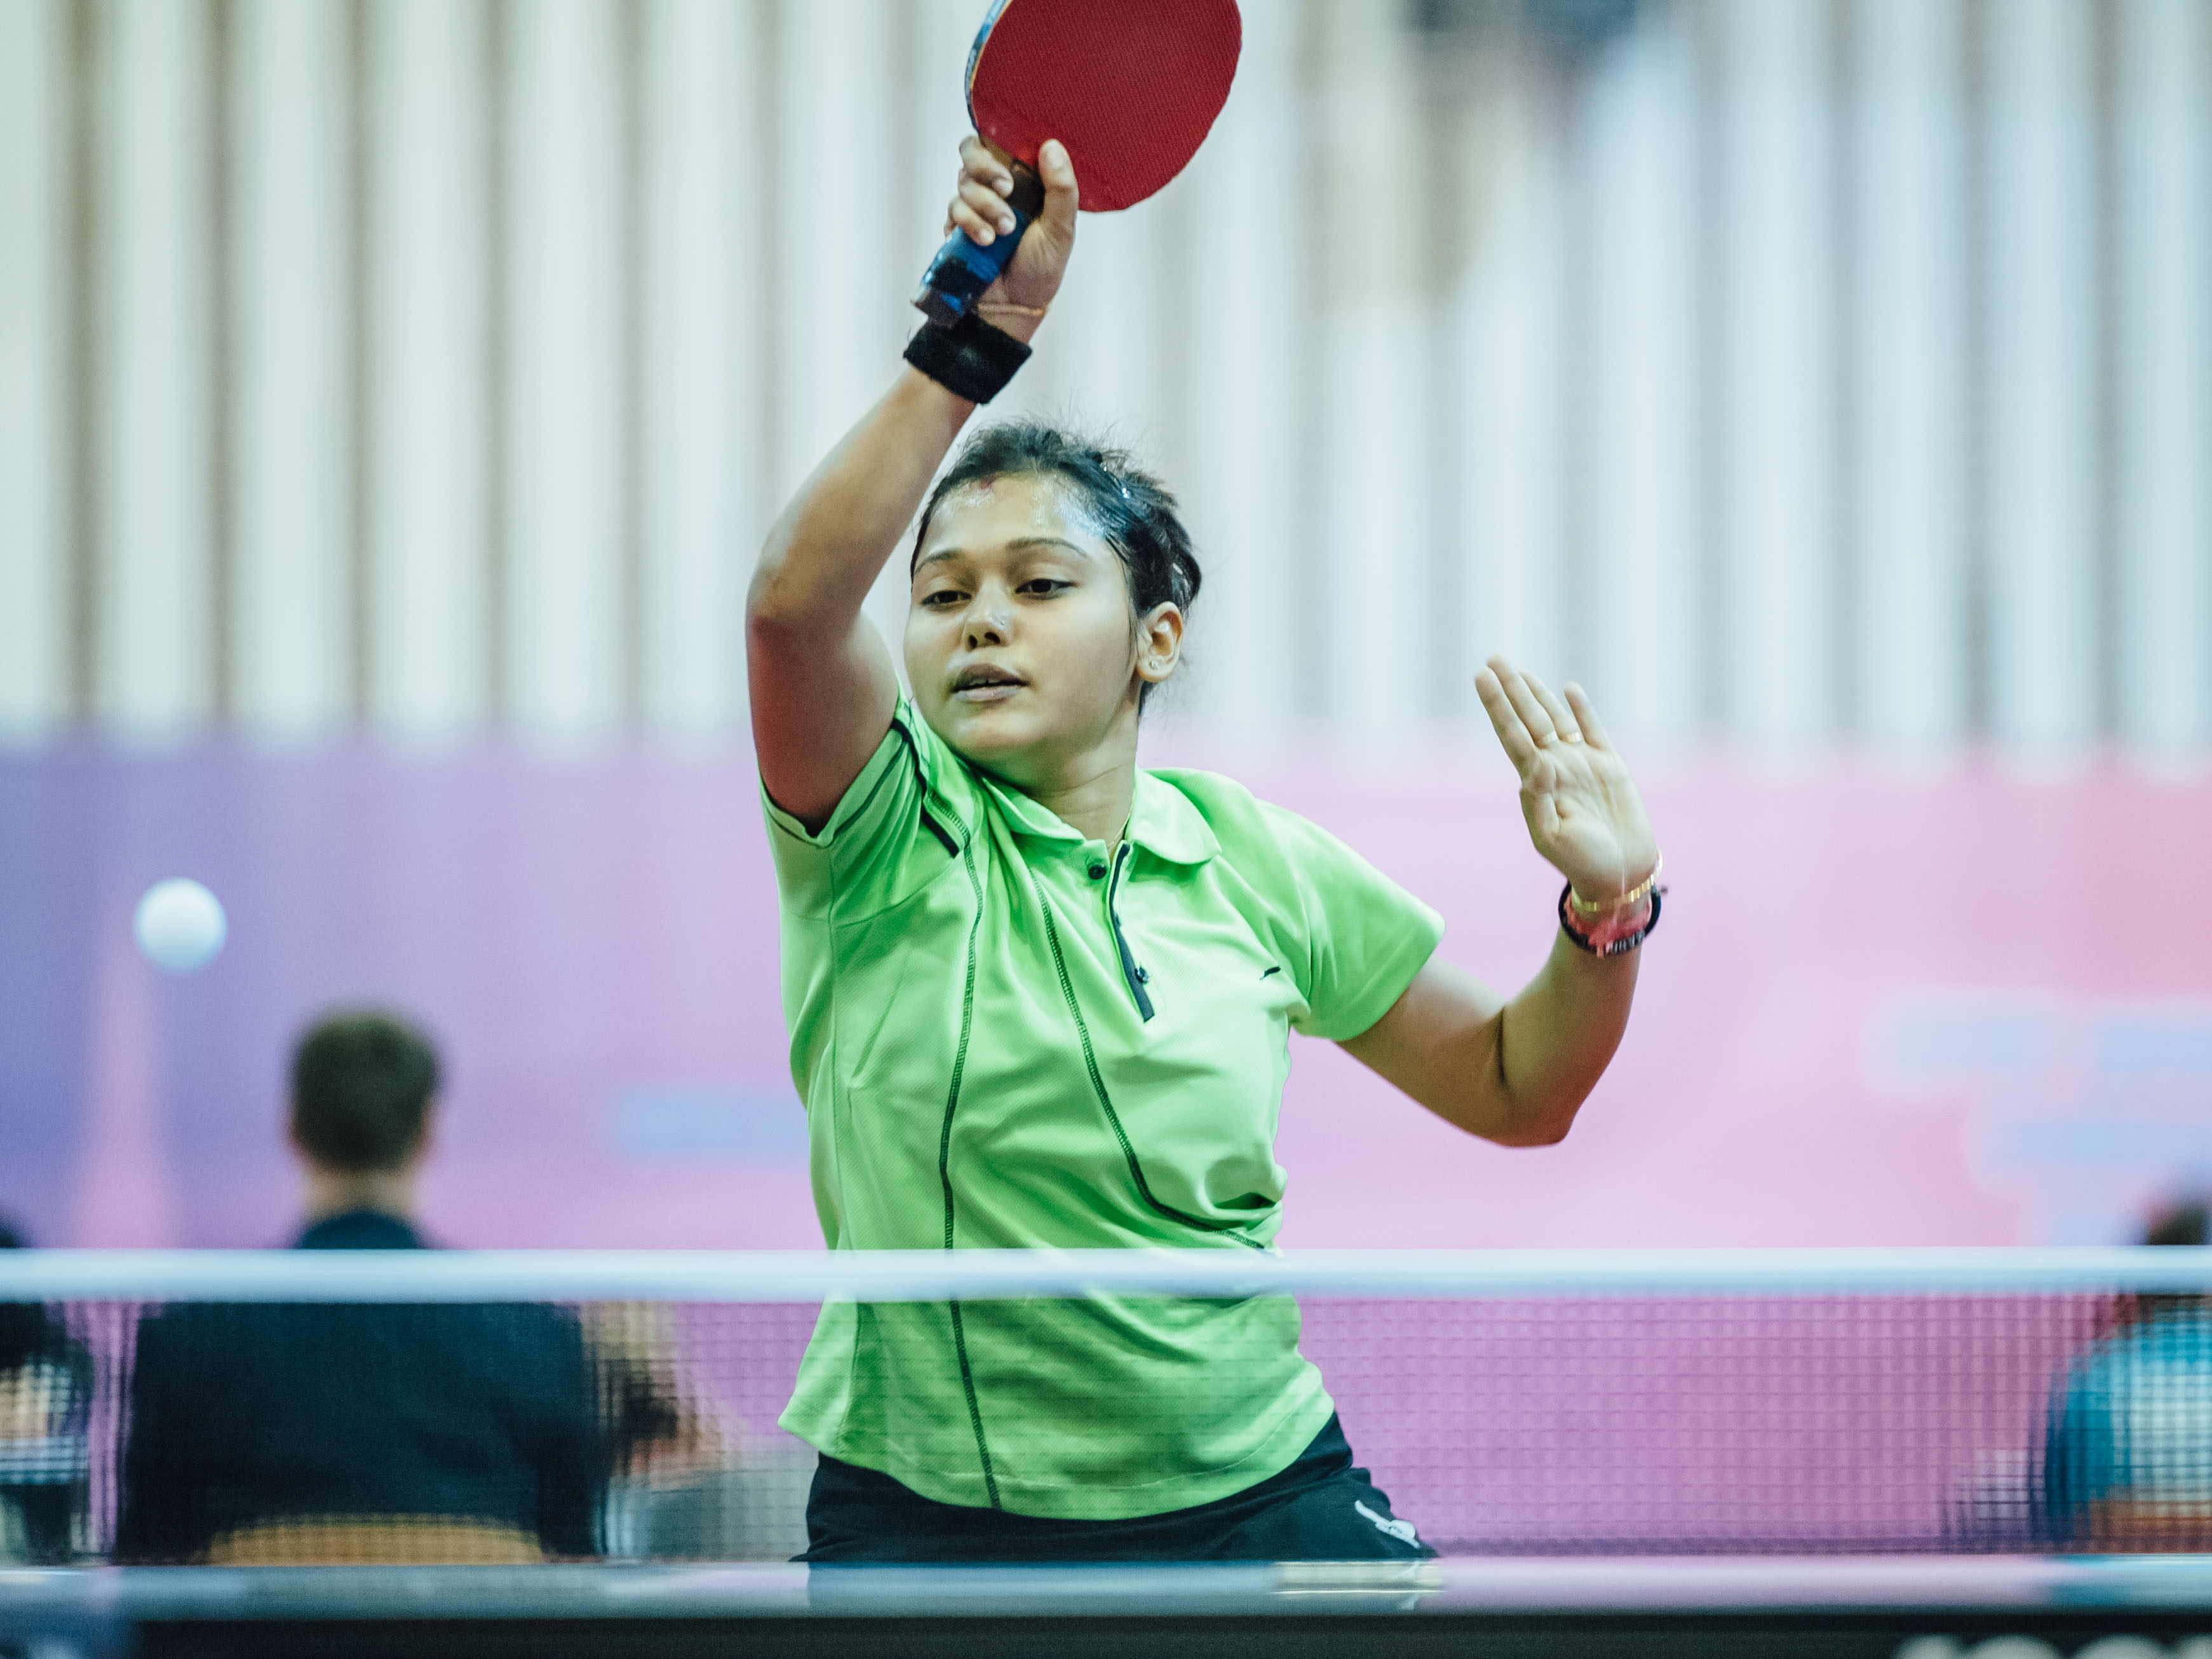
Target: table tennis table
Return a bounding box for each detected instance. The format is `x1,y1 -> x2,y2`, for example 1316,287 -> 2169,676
8,1555 -> 2212,1658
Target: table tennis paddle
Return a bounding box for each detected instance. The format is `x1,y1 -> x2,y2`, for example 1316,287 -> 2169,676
914,0 -> 1243,328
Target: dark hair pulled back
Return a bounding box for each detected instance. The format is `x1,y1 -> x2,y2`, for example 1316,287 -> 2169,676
913,422 -> 1203,628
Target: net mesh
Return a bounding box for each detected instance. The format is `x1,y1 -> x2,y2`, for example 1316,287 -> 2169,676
4,1252 -> 2209,1565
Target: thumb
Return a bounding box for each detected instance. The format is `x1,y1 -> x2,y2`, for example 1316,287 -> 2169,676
1525,784 -> 1561,849
1523,752 -> 1557,809
1036,139 -> 1079,238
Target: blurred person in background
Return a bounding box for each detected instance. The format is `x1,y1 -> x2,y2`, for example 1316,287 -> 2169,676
282,1012 -> 443,1248
115,1012 -> 608,1563
0,1219 -> 90,1564
2044,1199 -> 2212,1549
283,1024 -> 724,1493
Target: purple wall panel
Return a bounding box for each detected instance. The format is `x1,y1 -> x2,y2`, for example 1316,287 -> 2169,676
1,744 -> 805,1249
4,739 -> 2211,1250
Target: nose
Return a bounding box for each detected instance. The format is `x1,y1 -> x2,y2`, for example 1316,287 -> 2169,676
962,599 -> 1011,650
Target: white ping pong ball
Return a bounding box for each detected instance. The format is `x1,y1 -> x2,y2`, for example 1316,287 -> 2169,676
133,878 -> 229,974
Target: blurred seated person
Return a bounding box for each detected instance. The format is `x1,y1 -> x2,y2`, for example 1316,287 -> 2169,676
2044,1199 -> 2212,1550
115,1011 -> 607,1564
1,1218 -> 90,1564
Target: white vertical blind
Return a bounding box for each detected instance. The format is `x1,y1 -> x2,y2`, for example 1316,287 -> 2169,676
1585,27 -> 1701,751
1987,0 -> 2098,754
1458,93 -> 1565,699
234,0 -> 349,740
1175,0 -> 1301,732
0,0 -> 64,737
1312,11 -> 1429,738
1721,0 -> 1833,746
506,0 -> 624,743
1044,176 -> 1171,455
102,0 -> 212,735
2116,0 -> 2208,755
771,0 -> 904,497
639,0 -> 759,741
774,0 -> 917,665
1,0 -> 2206,760
371,0 -> 489,742
1855,0 -> 1967,751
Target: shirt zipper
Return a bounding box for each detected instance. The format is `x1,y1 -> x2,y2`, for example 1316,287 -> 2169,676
1105,842 -> 1155,1023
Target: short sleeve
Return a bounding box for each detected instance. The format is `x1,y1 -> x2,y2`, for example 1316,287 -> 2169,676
1258,803 -> 1445,1042
760,694 -> 971,922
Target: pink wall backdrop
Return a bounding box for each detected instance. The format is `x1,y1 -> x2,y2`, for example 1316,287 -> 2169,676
3,737 -> 2208,1251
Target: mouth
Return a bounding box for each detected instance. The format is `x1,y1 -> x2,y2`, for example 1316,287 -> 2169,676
950,666 -> 1027,703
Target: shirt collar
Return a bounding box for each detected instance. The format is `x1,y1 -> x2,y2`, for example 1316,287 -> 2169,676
1128,770 -> 1220,866
981,769 -> 1219,867
293,1211 -> 427,1251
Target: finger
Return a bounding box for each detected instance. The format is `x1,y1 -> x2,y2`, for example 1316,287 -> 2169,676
948,198 -> 1002,245
1474,666 -> 1540,772
1487,654 -> 1561,747
1563,682 -> 1614,751
1035,138 -> 1079,239
1521,670 -> 1582,742
958,134 -> 1015,198
958,177 -> 1017,237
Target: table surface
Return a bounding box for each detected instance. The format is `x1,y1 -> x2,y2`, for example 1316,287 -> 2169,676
11,1555 -> 2212,1659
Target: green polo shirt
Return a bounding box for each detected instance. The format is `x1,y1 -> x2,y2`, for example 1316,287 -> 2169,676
764,695 -> 1443,1519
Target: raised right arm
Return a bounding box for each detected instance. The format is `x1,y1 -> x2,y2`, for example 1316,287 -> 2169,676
745,371 -> 974,829
746,138 -> 1079,830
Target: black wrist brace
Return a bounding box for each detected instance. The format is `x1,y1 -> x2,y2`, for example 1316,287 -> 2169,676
903,311 -> 1032,405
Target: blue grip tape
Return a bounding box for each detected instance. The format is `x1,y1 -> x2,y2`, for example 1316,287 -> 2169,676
914,206 -> 1032,329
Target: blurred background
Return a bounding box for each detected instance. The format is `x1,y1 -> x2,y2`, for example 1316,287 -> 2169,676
0,0 -> 2206,1251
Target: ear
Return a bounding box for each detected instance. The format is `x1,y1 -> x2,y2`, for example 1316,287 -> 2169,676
1134,603 -> 1184,685
407,1098 -> 441,1170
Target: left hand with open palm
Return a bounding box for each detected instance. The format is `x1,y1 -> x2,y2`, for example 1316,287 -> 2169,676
1475,655 -> 1659,908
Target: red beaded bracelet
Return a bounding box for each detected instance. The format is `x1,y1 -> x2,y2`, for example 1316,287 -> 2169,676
1558,881 -> 1662,958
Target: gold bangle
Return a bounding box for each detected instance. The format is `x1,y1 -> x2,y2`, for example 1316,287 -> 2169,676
1568,854 -> 1662,918
974,300 -> 1048,319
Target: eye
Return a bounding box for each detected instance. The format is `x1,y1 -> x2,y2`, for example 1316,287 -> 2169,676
920,588 -> 966,608
1018,579 -> 1070,597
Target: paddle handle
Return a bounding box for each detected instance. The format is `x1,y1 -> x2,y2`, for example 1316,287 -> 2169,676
912,163 -> 1046,328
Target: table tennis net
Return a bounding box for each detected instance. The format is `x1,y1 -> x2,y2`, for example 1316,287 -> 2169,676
4,1251 -> 2211,1564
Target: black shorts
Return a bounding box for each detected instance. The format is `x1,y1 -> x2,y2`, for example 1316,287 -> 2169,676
797,1413 -> 1434,1564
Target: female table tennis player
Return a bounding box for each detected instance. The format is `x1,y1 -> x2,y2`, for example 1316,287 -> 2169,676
748,138 -> 1661,1563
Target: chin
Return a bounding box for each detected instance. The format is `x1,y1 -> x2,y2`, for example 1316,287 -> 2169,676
929,701 -> 1041,758
950,719 -> 1088,796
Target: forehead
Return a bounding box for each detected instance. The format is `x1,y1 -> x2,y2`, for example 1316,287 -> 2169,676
917,474 -> 1109,562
